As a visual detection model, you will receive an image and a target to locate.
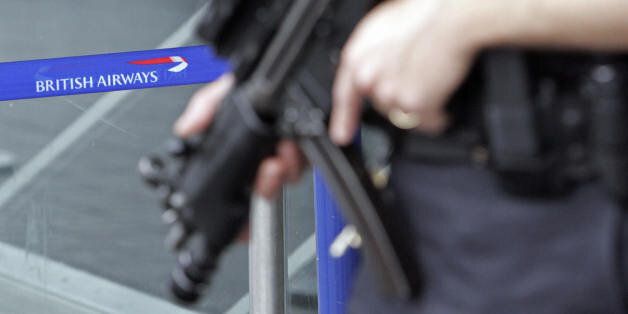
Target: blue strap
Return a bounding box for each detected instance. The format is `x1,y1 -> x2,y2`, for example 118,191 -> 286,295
0,45 -> 229,101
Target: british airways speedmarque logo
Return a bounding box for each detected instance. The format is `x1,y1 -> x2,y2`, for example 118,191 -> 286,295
0,46 -> 229,101
129,56 -> 189,73
34,55 -> 190,94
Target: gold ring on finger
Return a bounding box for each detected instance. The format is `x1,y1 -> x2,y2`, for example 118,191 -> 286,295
388,108 -> 421,130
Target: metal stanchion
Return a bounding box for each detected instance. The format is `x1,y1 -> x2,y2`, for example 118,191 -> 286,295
249,195 -> 286,314
248,168 -> 360,314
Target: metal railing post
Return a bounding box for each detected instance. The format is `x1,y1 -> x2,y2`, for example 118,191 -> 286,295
249,195 -> 286,314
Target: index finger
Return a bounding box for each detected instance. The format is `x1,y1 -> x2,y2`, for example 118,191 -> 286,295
330,61 -> 362,146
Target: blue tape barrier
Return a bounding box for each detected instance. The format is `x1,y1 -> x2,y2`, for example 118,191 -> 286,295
0,45 -> 229,101
314,170 -> 360,314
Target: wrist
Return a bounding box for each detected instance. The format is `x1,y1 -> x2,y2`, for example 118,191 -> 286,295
440,0 -> 503,55
449,0 -> 544,51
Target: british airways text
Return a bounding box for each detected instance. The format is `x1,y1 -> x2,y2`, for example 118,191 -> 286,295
36,71 -> 159,93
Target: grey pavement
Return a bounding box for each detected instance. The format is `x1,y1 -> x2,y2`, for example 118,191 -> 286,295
0,1 -> 317,313
0,150 -> 14,173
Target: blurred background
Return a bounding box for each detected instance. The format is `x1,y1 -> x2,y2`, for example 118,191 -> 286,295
0,1 -> 318,313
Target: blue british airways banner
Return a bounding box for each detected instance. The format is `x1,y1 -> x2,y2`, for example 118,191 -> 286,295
0,45 -> 230,101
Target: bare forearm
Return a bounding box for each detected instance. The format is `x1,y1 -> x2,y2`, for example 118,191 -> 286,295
471,0 -> 628,51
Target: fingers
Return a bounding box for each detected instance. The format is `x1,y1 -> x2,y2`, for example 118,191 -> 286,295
253,157 -> 287,199
331,59 -> 363,146
254,140 -> 306,199
244,141 -> 304,243
174,74 -> 235,138
330,3 -> 402,145
412,109 -> 450,135
236,224 -> 251,243
277,140 -> 306,183
370,79 -> 397,115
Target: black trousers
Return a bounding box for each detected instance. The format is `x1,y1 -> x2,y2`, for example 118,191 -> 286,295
349,157 -> 627,314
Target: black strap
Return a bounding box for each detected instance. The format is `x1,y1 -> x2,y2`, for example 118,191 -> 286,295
483,50 -> 543,173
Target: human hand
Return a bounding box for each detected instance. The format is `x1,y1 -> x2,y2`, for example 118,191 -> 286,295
174,74 -> 305,201
330,0 -> 486,145
174,0 -> 488,202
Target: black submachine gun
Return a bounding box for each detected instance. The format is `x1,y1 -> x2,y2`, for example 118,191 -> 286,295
138,0 -> 628,305
138,0 -> 421,304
